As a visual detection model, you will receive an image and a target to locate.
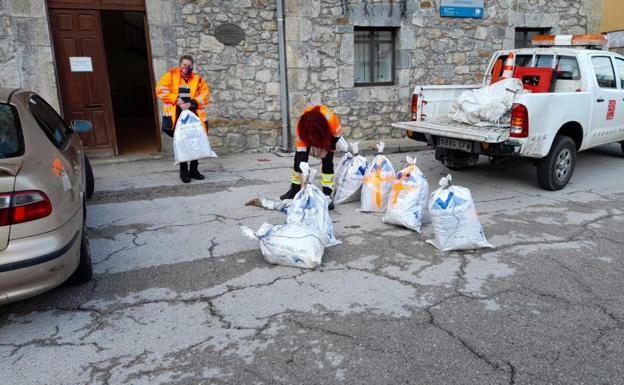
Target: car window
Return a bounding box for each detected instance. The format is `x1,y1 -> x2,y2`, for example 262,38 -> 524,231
556,56 -> 581,80
28,95 -> 71,148
592,56 -> 617,89
615,58 -> 624,89
536,55 -> 554,68
0,103 -> 23,158
515,54 -> 533,67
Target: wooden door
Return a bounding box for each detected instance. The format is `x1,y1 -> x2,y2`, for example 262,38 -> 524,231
49,9 -> 117,156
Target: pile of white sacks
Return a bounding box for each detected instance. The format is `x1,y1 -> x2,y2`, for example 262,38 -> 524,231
242,142 -> 492,269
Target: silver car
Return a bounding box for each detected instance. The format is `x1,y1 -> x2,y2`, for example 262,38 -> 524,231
0,88 -> 95,304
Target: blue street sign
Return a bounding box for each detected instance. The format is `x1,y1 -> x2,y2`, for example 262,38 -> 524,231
440,0 -> 485,18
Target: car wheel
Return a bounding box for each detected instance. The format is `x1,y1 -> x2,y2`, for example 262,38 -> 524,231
69,220 -> 93,284
537,135 -> 576,191
85,156 -> 94,199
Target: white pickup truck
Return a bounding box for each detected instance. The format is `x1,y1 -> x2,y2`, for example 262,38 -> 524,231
393,36 -> 624,190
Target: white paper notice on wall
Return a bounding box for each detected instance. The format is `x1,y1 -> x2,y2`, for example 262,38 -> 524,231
69,57 -> 93,72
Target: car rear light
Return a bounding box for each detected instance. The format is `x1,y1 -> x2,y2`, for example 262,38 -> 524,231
411,94 -> 418,121
0,191 -> 52,226
510,103 -> 529,138
0,193 -> 11,226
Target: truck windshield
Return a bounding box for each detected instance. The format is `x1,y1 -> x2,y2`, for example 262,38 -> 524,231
0,103 -> 23,159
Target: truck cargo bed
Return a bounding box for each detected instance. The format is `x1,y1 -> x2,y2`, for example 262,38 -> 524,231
392,118 -> 510,143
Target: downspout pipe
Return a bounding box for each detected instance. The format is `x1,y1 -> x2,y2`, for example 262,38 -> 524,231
277,0 -> 290,151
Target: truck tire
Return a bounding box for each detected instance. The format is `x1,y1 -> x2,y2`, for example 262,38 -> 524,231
435,148 -> 479,170
85,156 -> 94,199
537,135 -> 576,191
69,220 -> 93,284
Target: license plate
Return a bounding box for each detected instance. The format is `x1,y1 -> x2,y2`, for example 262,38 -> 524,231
438,137 -> 473,152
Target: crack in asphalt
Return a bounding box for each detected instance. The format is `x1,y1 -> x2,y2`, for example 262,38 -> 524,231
4,193 -> 623,383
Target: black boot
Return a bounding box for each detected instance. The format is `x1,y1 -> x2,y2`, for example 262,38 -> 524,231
189,160 -> 204,180
280,183 -> 301,201
323,187 -> 335,210
180,162 -> 191,183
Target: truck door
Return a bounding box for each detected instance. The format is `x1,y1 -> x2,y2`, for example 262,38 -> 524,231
589,56 -> 621,146
613,57 -> 624,142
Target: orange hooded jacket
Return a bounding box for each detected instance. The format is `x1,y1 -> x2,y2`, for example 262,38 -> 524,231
156,68 -> 211,133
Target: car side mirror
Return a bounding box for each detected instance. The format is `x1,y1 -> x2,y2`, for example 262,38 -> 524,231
71,120 -> 93,133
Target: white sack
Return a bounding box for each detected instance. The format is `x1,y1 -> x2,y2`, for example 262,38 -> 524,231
448,78 -> 524,126
287,162 -> 340,247
361,142 -> 396,212
383,156 -> 429,232
334,142 -> 368,204
427,175 -> 493,251
241,223 -> 324,268
173,110 -> 217,164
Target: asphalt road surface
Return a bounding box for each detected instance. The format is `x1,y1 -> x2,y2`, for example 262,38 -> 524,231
1,144 -> 624,385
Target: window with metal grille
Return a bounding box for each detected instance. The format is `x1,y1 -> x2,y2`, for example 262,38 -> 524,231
515,27 -> 551,49
354,28 -> 396,86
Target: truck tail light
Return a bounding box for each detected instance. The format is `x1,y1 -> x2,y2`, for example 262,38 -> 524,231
0,191 -> 52,226
510,103 -> 529,138
411,94 -> 418,121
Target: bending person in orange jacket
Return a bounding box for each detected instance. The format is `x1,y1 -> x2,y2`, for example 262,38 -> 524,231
156,55 -> 211,183
280,105 -> 342,210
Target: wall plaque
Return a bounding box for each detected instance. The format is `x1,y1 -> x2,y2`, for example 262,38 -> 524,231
214,24 -> 245,46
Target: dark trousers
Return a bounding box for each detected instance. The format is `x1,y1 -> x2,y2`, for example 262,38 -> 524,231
180,160 -> 199,173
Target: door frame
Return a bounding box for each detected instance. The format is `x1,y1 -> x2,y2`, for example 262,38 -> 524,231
46,0 -> 161,154
142,13 -> 162,152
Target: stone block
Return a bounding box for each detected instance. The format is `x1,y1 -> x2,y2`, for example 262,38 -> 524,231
200,34 -> 225,52
5,0 -> 46,18
285,0 -> 320,17
266,82 -> 280,96
255,69 -> 272,83
474,26 -> 489,40
339,66 -> 354,88
337,33 -> 354,64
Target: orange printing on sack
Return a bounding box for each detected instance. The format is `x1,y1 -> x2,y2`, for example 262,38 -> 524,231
363,159 -> 395,209
390,167 -> 417,206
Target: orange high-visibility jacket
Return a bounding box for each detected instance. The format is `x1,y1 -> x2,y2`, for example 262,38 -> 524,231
156,68 -> 211,132
295,105 -> 341,152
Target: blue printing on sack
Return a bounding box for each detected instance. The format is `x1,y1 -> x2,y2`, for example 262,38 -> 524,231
181,113 -> 200,124
434,192 -> 455,209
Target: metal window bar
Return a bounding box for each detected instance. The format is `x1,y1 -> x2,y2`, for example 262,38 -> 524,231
355,28 -> 395,86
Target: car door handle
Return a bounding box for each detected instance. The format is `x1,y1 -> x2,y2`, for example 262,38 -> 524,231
596,98 -> 605,103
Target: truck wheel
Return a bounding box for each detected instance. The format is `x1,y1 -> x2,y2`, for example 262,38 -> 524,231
436,148 -> 479,170
537,135 -> 576,191
69,220 -> 93,284
85,156 -> 94,199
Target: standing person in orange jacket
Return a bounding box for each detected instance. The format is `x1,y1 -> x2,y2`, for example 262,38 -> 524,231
280,105 -> 342,210
156,55 -> 211,183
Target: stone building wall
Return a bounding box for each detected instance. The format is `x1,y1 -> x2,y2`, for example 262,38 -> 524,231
146,0 -> 283,154
284,0 -> 603,146
0,0 -> 59,110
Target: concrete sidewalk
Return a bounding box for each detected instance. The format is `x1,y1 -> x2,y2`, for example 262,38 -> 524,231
89,137 -> 428,166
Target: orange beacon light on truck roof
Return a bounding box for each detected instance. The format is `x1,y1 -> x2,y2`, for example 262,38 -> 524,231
531,34 -> 608,49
